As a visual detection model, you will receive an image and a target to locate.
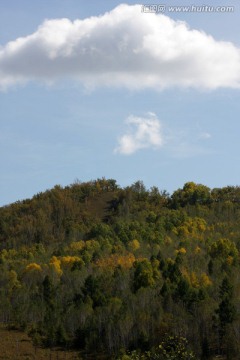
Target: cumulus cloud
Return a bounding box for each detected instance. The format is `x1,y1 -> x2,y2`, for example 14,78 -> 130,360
114,113 -> 163,155
1,4 -> 240,90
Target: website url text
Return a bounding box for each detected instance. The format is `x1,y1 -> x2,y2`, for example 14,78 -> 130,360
142,4 -> 235,13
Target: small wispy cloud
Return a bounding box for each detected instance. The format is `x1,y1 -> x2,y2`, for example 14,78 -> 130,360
114,113 -> 163,155
199,132 -> 211,140
164,126 -> 213,158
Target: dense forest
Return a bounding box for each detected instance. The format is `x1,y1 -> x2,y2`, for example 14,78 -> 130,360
1,178 -> 240,359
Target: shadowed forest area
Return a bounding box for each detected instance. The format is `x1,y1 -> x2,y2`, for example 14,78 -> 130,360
1,178 -> 240,359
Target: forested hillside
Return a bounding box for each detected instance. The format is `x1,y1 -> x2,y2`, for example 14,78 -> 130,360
1,179 -> 240,359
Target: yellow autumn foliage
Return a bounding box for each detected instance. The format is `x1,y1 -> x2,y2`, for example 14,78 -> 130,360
190,272 -> 199,288
128,239 -> 140,252
178,247 -> 187,255
69,240 -> 85,252
181,267 -> 190,280
194,246 -> 201,254
200,273 -> 212,287
96,253 -> 136,269
85,239 -> 100,251
226,255 -> 234,265
61,256 -> 82,267
175,217 -> 207,238
164,236 -> 172,245
176,225 -> 190,237
182,268 -> 212,288
25,263 -> 42,272
8,270 -> 21,290
49,256 -> 63,276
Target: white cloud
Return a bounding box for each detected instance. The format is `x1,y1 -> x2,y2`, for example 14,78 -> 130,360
199,132 -> 211,140
163,126 -> 213,158
115,113 -> 163,155
1,4 -> 240,90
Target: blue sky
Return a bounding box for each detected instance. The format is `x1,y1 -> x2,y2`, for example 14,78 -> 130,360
0,0 -> 240,205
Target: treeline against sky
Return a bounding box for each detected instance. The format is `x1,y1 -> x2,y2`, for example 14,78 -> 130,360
1,179 -> 240,359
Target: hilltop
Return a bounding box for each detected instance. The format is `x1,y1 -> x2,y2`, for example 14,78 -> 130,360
1,178 -> 240,359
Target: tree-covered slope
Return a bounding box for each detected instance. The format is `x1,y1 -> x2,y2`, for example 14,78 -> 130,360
1,179 -> 240,359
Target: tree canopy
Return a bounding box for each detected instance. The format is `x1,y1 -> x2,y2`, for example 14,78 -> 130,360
1,179 -> 240,359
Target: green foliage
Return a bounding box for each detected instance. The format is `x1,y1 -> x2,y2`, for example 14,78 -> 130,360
215,277 -> 236,335
1,179 -> 240,358
209,238 -> 238,260
171,182 -> 211,208
133,259 -> 155,292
